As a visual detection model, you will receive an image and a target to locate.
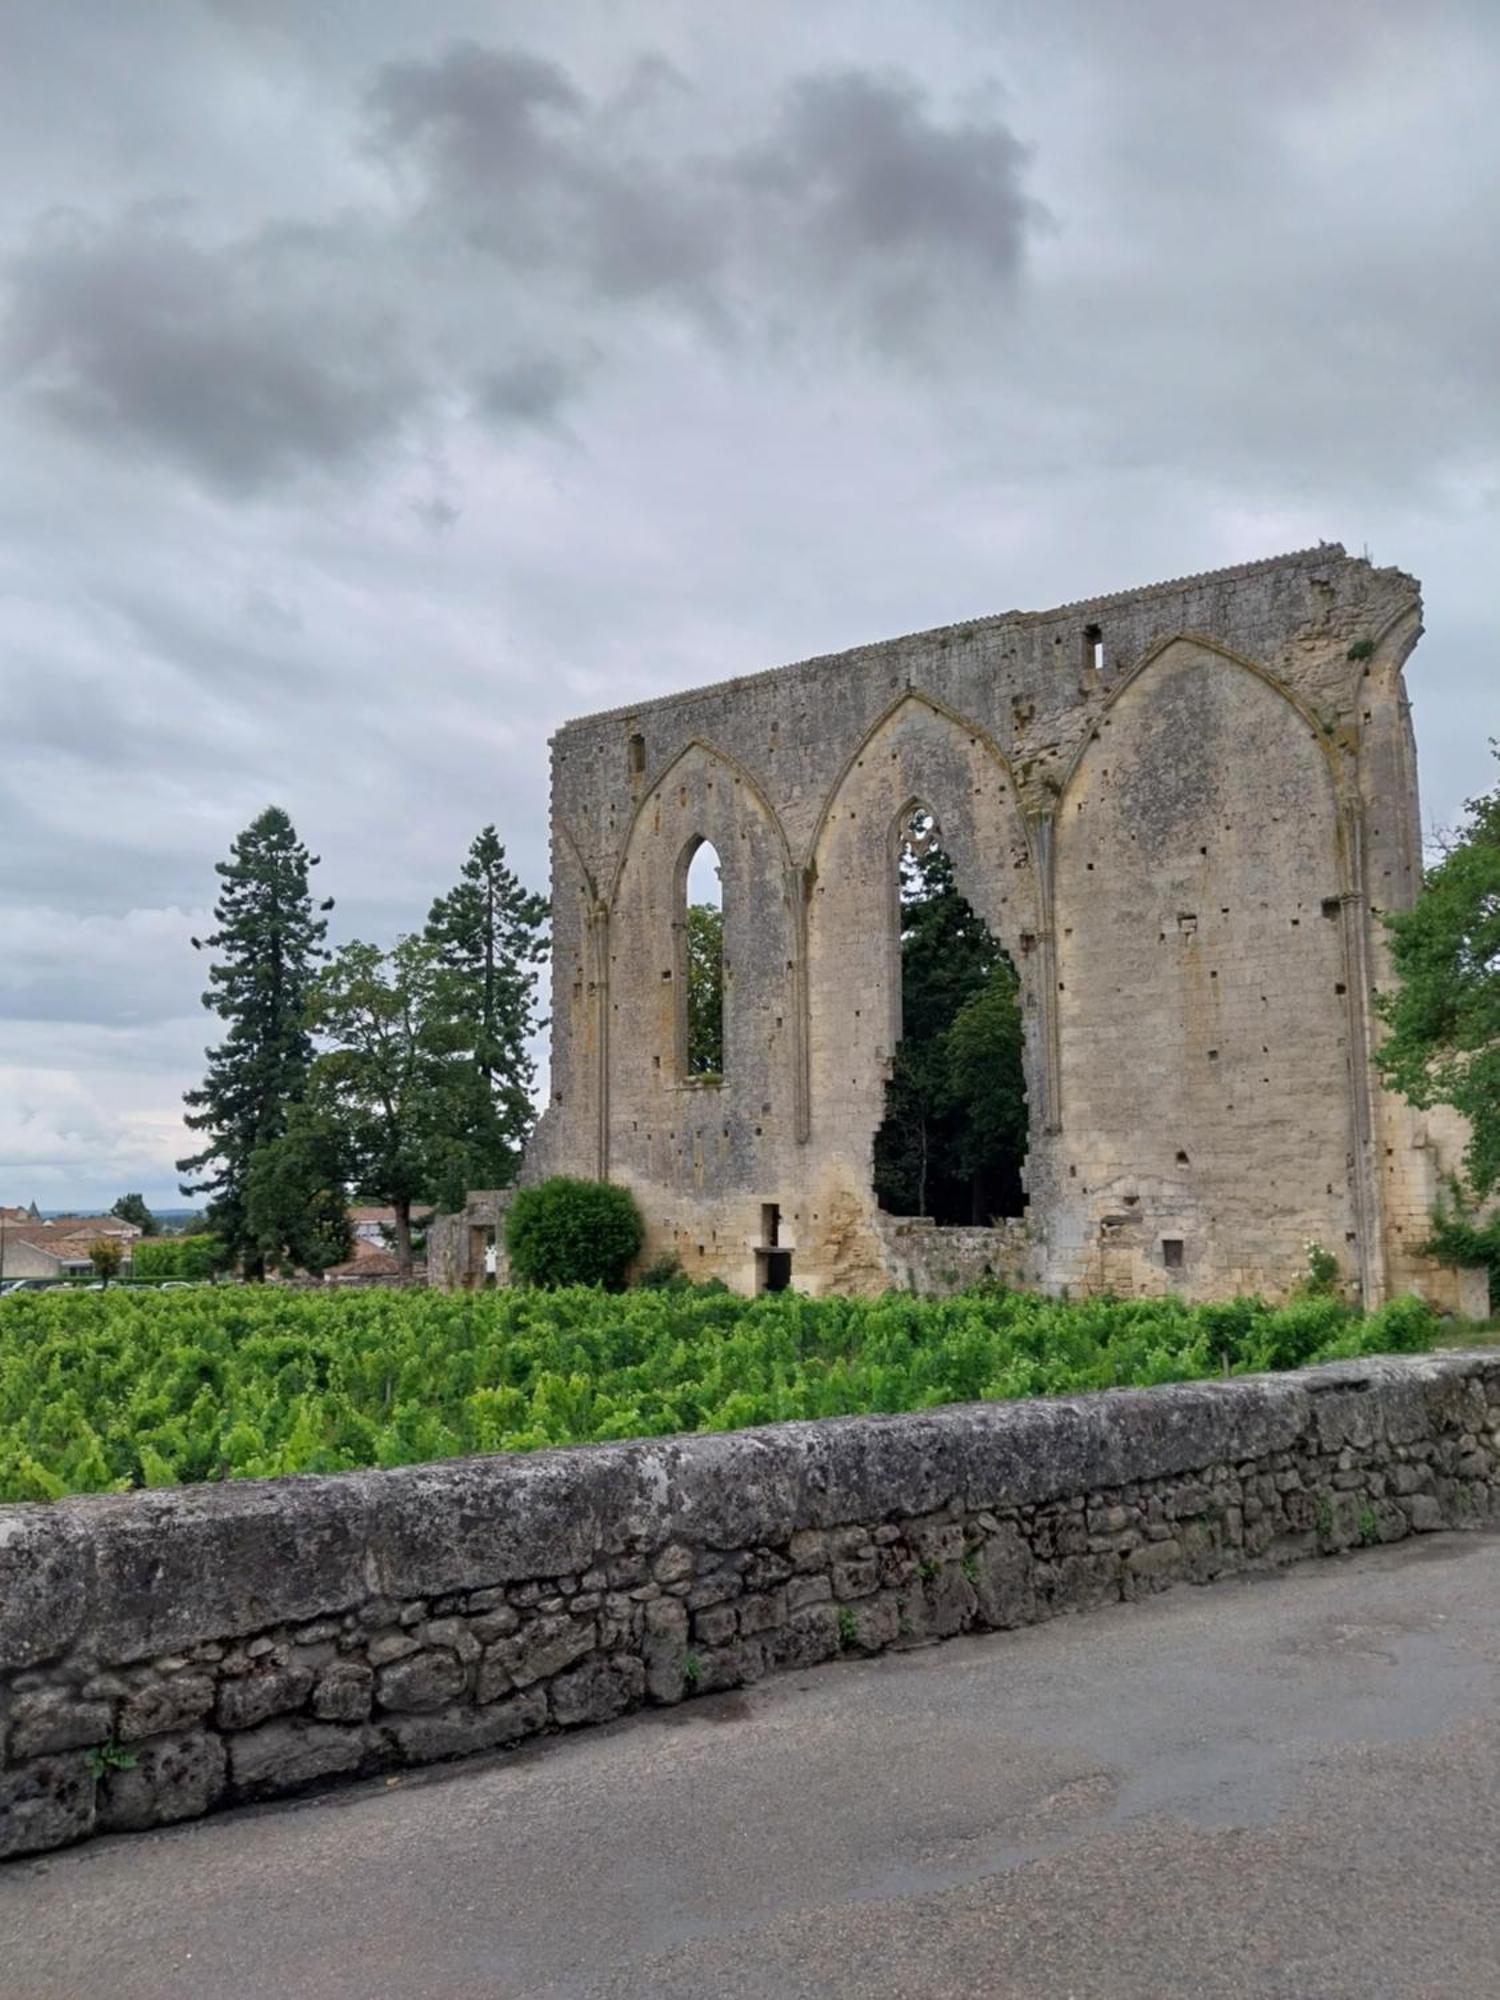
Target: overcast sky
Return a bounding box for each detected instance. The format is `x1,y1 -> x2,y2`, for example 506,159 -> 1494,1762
3,1 -> 1497,1211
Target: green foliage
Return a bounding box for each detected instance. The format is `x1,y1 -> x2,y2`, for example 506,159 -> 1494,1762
1423,1180 -> 1500,1311
685,903 -> 723,1080
132,1234 -> 227,1281
505,1178 -> 645,1289
838,1605 -> 859,1648
306,935 -> 466,1276
873,840 -> 1027,1221
110,1194 -> 158,1236
85,1740 -> 138,1778
1346,637 -> 1376,662
1375,747 -> 1500,1201
1298,1241 -> 1342,1297
423,826 -> 548,1192
87,1238 -> 123,1284
244,1109 -> 353,1276
0,1282 -> 1453,1503
178,807 -> 332,1277
636,1252 -> 691,1291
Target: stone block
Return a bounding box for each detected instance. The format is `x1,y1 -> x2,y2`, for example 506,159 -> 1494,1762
485,1612 -> 596,1690
770,1603 -> 841,1668
118,1674 -> 215,1742
97,1730 -> 226,1832
644,1630 -> 687,1704
0,1752 -> 95,1859
312,1662 -> 374,1723
10,1691 -> 114,1759
692,1604 -> 738,1647
973,1526 -> 1035,1630
737,1588 -> 787,1637
216,1664 -> 315,1731
384,1690 -> 547,1764
227,1720 -> 366,1799
550,1655 -> 645,1728
831,1558 -> 879,1600
375,1649 -> 467,1714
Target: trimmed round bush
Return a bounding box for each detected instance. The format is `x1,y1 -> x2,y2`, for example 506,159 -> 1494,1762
505,1177 -> 645,1290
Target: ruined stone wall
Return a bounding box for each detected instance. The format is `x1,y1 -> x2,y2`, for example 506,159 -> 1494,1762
527,545 -> 1481,1308
3,1351 -> 1498,1858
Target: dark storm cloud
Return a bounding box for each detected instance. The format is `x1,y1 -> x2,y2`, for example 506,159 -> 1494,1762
4,209 -> 423,493
365,42 -> 1040,324
741,70 -> 1037,279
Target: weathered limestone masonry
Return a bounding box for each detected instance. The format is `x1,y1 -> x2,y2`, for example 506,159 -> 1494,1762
522,545 -> 1480,1307
3,1351 -> 1498,1859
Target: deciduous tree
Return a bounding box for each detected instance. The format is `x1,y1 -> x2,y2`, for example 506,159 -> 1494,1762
1376,748 -> 1500,1202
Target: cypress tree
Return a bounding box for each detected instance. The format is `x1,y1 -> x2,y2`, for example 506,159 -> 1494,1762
177,807 -> 333,1277
423,826 -> 548,1194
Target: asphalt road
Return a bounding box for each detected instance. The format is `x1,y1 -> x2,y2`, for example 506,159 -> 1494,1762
6,1532 -> 1500,2000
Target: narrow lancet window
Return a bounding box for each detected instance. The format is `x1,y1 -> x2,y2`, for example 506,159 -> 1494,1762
682,838 -> 723,1082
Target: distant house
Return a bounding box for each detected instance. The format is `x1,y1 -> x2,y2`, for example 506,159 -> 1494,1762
0,1213 -> 140,1281
348,1204 -> 435,1246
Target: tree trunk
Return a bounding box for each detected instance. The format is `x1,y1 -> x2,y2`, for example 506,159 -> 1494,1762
393,1201 -> 413,1282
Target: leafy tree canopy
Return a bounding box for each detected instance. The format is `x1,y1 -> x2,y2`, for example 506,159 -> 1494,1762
244,1107 -> 353,1278
1376,748 -> 1500,1202
873,834 -> 1028,1224
685,903 -> 724,1079
307,935 -> 487,1276
110,1193 -> 158,1236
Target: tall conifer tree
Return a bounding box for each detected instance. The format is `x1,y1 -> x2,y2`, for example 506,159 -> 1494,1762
178,807 -> 333,1277
423,826 -> 548,1193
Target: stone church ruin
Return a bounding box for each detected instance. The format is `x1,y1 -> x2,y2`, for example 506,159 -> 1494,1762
480,547 -> 1481,1311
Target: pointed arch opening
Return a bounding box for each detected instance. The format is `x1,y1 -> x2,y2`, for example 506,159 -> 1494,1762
677,836 -> 724,1084
872,805 -> 1029,1224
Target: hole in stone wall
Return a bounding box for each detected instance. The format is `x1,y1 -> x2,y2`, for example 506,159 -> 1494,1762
1162,1238 -> 1185,1269
628,732 -> 645,775
681,839 -> 723,1083
872,806 -> 1029,1226
1083,622 -> 1104,674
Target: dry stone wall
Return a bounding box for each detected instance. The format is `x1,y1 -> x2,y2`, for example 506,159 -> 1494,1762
524,545 -> 1481,1310
4,1350 -> 1499,1860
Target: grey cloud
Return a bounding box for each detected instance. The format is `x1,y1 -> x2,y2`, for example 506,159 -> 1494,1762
474,355 -> 581,431
366,43 -> 1041,326
4,210 -> 423,493
742,70 -> 1037,280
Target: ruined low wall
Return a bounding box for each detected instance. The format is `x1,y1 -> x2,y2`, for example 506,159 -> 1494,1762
4,1351 -> 1499,1859
873,1215 -> 1033,1294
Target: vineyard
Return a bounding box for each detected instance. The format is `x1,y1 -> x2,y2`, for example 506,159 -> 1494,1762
0,1282 -> 1452,1503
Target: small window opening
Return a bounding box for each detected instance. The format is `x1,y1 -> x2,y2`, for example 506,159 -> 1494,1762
756,1245 -> 792,1293
628,732 -> 646,775
1321,897 -> 1342,919
1083,623 -> 1104,674
760,1202 -> 781,1248
1162,1238 -> 1185,1269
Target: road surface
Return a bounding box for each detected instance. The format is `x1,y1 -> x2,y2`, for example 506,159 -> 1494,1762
5,1532 -> 1500,1998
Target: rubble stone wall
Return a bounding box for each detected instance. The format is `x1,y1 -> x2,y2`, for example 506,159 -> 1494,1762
4,1350 -> 1498,1860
